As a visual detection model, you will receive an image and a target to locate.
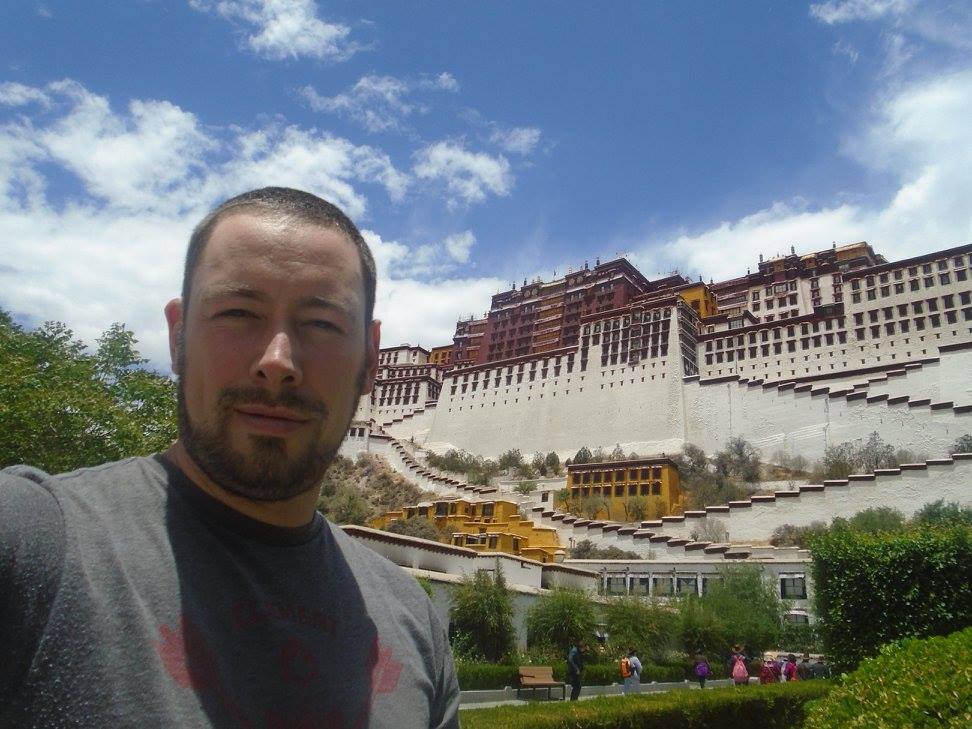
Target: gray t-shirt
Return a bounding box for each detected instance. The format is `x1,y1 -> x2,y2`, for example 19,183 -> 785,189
0,455 -> 459,728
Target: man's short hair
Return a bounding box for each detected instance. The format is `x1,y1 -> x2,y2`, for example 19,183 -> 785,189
182,187 -> 377,323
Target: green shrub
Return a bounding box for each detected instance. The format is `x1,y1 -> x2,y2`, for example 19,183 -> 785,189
811,525 -> 972,672
603,596 -> 676,661
804,627 -> 972,728
676,565 -> 785,659
460,681 -> 830,728
455,661 -> 710,690
526,588 -> 598,651
450,564 -> 516,662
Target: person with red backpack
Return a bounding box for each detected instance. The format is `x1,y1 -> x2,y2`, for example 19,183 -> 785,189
758,658 -> 777,685
783,654 -> 799,681
692,652 -> 711,689
620,647 -> 642,695
729,645 -> 749,686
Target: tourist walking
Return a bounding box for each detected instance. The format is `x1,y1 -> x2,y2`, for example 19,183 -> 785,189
620,647 -> 642,695
566,640 -> 585,701
693,652 -> 711,689
729,645 -> 749,686
758,658 -> 777,685
783,654 -> 799,681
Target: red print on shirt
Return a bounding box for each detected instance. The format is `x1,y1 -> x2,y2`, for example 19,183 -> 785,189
370,636 -> 403,696
154,616 -> 221,692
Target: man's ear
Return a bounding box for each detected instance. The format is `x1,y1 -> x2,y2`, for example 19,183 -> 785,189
164,298 -> 184,377
361,319 -> 381,395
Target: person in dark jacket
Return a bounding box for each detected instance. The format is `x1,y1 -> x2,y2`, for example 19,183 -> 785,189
566,640 -> 586,701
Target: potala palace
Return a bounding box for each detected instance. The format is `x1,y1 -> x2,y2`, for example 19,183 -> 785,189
340,240 -> 972,641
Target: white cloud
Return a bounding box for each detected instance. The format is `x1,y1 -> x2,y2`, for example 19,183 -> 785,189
0,79 -> 505,368
810,0 -> 913,25
639,69 -> 972,282
301,71 -> 459,133
189,0 -> 358,61
444,230 -> 475,263
413,141 -> 512,206
811,0 -> 972,51
490,126 -> 541,155
0,81 -> 51,107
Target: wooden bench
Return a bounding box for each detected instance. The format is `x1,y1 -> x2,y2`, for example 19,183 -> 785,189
516,666 -> 566,700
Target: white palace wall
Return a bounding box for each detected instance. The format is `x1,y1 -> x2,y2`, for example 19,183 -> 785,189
422,310 -> 687,459
683,351 -> 972,462
411,337 -> 971,463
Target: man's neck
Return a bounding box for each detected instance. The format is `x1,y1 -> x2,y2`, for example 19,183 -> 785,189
163,440 -> 320,528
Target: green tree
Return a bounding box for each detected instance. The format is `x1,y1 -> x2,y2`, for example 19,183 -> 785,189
450,565 -> 516,662
578,494 -> 607,520
498,449 -> 523,470
714,436 -> 762,483
770,522 -> 829,549
555,487 -> 572,510
526,588 -> 598,651
319,485 -> 371,525
531,451 -> 547,476
572,446 -> 593,464
0,313 -> 177,473
609,444 -> 625,462
604,596 -> 675,661
621,496 -> 648,522
544,451 -> 562,476
677,565 -> 785,658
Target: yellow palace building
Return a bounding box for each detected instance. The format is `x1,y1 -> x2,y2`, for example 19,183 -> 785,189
565,456 -> 683,522
370,497 -> 564,563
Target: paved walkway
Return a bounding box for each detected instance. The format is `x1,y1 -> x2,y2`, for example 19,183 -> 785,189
459,679 -> 736,710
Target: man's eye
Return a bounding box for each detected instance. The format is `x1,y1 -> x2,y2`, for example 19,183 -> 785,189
309,320 -> 341,332
218,309 -> 254,318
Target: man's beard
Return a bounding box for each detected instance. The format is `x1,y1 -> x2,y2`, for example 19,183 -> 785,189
176,350 -> 365,502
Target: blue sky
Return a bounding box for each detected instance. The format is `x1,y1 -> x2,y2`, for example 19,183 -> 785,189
1,1 -> 970,369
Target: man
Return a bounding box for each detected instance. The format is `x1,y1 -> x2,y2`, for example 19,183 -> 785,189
566,640 -> 585,701
0,188 -> 460,728
620,647 -> 642,695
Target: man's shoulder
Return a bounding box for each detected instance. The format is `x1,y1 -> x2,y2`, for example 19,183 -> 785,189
1,456 -> 167,529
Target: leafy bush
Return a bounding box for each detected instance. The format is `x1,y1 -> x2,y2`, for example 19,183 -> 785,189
771,521 -> 828,548
811,525 -> 972,672
526,588 -> 598,651
913,499 -> 972,528
952,434 -> 972,453
514,480 -> 537,495
569,539 -> 639,560
460,682 -> 831,729
385,516 -> 440,541
450,564 -> 516,662
830,506 -> 906,535
804,627 -> 972,728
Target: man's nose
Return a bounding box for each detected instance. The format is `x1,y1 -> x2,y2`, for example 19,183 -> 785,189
252,330 -> 302,389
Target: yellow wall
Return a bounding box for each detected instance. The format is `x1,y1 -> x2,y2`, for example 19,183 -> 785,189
369,498 -> 563,562
678,284 -> 719,319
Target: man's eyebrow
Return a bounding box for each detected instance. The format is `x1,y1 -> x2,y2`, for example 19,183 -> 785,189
202,286 -> 352,315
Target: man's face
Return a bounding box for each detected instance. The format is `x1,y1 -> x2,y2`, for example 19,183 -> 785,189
166,212 -> 379,501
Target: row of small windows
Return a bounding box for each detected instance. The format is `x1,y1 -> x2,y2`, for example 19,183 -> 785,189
572,467 -> 664,483
573,483 -> 662,498
848,256 -> 967,292
598,574 -> 807,600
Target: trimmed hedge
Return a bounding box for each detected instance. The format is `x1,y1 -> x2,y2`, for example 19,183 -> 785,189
804,627 -> 972,728
457,661 -> 722,690
810,525 -> 972,671
461,681 -> 830,728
